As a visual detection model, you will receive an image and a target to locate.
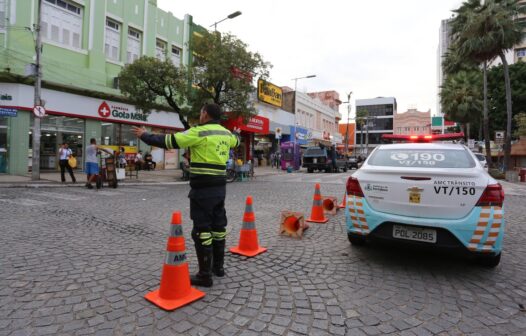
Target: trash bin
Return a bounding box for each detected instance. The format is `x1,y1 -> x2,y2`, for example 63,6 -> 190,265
520,168 -> 526,182
287,166 -> 293,173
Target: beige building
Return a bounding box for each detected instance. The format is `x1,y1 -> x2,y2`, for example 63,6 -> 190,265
394,109 -> 431,135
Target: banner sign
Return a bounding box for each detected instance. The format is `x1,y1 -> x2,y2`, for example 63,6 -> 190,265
0,107 -> 17,117
223,114 -> 270,134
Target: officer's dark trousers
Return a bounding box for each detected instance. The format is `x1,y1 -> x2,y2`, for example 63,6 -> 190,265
190,196 -> 227,276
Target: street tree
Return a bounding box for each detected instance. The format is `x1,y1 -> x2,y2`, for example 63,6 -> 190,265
118,57 -> 190,129
440,70 -> 483,139
188,31 -> 270,121
451,0 -> 525,172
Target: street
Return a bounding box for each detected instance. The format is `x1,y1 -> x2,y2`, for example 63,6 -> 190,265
1,173 -> 526,336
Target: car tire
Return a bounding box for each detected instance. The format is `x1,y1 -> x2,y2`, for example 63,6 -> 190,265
307,168 -> 313,173
347,232 -> 366,246
477,253 -> 501,268
343,166 -> 348,172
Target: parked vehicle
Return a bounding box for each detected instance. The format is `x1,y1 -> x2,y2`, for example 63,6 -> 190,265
348,156 -> 359,170
345,133 -> 504,267
302,144 -> 348,173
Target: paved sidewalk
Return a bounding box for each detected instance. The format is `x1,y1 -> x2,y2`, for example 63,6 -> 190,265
0,166 -> 289,188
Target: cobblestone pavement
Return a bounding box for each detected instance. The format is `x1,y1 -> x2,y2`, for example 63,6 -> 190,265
1,175 -> 526,336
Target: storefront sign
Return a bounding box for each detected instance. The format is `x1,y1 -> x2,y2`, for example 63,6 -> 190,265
0,83 -> 184,130
0,94 -> 13,101
257,79 -> 282,108
223,114 -> 270,134
98,101 -> 148,122
0,107 -> 17,117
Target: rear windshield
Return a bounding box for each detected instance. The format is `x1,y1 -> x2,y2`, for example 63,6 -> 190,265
304,148 -> 325,157
368,148 -> 476,168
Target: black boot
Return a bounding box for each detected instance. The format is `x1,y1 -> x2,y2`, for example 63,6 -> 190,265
212,239 -> 225,277
190,246 -> 213,287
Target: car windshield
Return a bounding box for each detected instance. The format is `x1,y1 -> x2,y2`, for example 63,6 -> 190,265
304,148 -> 325,157
368,148 -> 476,168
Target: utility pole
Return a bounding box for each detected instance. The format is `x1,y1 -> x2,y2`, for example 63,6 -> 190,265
342,91 -> 352,156
31,0 -> 43,180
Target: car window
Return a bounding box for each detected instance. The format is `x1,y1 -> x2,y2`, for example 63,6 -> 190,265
474,154 -> 485,161
304,148 -> 325,156
368,148 -> 476,168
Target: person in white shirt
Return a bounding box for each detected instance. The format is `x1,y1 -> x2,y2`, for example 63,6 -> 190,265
59,142 -> 76,183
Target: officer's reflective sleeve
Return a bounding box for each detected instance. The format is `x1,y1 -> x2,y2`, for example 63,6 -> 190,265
230,133 -> 240,148
173,127 -> 204,149
140,133 -> 172,149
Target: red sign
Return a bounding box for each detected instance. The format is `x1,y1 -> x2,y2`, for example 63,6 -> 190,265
98,102 -> 111,118
230,66 -> 253,83
223,114 -> 269,134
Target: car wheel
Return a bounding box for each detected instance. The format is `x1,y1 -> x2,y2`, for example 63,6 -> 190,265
347,232 -> 366,246
477,253 -> 501,268
307,168 -> 313,173
343,166 -> 348,172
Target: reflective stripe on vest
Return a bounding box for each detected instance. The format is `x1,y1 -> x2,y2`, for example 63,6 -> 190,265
198,130 -> 232,137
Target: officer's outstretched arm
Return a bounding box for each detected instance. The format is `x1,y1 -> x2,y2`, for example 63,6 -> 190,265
139,133 -> 177,149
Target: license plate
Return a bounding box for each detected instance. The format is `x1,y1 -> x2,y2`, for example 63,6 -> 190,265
393,225 -> 436,243
409,192 -> 420,204
313,158 -> 317,163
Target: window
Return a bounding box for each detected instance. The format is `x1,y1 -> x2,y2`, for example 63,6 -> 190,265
156,39 -> 166,61
171,45 -> 181,67
127,28 -> 141,64
0,0 -> 6,30
368,149 -> 476,168
105,18 -> 121,61
42,0 -> 83,49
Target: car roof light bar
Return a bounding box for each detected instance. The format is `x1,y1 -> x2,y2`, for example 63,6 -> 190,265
382,133 -> 465,143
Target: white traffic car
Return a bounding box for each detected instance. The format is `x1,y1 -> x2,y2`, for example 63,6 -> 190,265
345,134 -> 505,267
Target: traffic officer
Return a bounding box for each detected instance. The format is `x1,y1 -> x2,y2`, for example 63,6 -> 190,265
132,103 -> 239,287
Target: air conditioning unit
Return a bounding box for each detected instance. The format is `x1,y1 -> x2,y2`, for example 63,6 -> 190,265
113,77 -> 120,89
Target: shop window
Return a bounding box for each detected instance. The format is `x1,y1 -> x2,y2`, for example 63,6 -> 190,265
101,122 -> 138,147
42,0 -> 83,50
105,18 -> 121,61
0,117 -> 7,173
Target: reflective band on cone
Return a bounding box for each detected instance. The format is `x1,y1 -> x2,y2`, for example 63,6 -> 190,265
307,183 -> 329,223
145,211 -> 205,311
230,196 -> 267,257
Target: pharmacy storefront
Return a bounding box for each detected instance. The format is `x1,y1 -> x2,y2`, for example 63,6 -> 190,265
0,83 -> 184,175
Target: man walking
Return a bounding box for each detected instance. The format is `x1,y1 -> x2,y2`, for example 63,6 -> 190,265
85,138 -> 111,189
132,103 -> 239,287
59,142 -> 76,183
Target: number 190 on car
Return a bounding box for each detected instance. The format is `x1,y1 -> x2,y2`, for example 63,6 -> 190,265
393,225 -> 437,243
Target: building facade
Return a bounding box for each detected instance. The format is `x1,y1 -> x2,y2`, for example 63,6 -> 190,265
355,97 -> 396,155
394,109 -> 431,135
0,0 -> 194,175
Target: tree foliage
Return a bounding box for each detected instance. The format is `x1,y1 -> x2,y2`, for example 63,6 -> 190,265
118,31 -> 270,129
118,57 -> 190,129
440,70 -> 483,124
187,31 -> 270,121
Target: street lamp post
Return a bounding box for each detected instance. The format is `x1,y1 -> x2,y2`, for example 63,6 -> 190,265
341,91 -> 353,156
291,74 -> 316,169
210,11 -> 242,31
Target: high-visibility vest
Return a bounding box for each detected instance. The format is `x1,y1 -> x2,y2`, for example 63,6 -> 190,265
164,122 -> 239,176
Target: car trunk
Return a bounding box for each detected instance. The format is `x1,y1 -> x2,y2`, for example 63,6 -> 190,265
358,166 -> 489,219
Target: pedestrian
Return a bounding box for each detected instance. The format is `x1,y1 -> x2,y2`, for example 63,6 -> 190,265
118,147 -> 127,168
135,150 -> 144,170
58,142 -> 76,183
132,103 -> 239,287
270,152 -> 275,168
84,138 -> 111,189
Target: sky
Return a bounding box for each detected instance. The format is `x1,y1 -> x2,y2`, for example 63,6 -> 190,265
158,0 -> 463,120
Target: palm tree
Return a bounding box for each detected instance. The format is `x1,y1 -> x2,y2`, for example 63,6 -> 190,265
452,0 -> 525,173
440,70 -> 483,139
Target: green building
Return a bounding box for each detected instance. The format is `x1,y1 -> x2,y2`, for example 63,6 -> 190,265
0,0 -> 200,175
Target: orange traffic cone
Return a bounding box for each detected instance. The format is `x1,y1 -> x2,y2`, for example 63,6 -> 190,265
306,183 -> 329,223
280,211 -> 309,238
322,196 -> 338,215
230,196 -> 267,257
338,192 -> 347,209
145,211 -> 205,311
